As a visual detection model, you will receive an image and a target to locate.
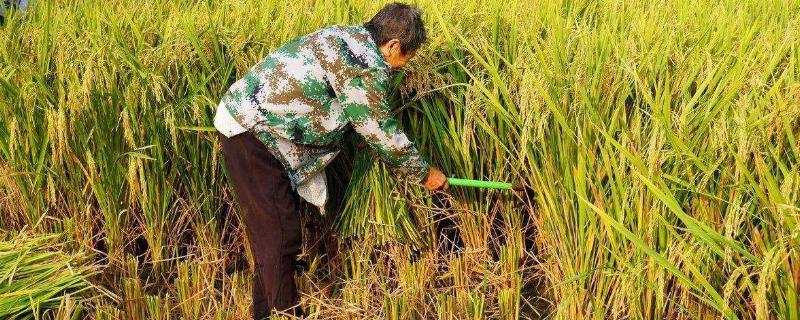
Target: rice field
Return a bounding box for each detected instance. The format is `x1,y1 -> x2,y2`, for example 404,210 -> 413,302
1,0 -> 799,319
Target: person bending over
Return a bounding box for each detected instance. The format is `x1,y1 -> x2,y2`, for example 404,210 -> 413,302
214,3 -> 448,318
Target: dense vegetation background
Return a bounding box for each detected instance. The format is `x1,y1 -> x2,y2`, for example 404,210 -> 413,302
1,0 -> 799,319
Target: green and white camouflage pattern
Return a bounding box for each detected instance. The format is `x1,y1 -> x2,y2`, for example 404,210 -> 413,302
218,25 -> 428,213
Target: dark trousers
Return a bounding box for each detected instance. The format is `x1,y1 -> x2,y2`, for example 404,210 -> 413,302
219,132 -> 304,319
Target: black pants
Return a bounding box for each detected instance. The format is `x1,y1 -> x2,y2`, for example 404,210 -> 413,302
219,132 -> 304,319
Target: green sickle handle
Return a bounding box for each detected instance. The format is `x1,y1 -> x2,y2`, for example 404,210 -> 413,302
447,178 -> 513,190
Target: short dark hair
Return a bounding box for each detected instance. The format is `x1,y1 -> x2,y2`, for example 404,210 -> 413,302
364,3 -> 427,54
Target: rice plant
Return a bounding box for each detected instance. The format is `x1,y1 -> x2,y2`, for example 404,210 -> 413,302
0,232 -> 98,319
1,0 -> 799,319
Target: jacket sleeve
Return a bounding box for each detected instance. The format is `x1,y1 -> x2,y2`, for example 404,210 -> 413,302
332,69 -> 429,183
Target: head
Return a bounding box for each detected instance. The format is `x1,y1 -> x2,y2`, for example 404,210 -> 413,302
364,3 -> 427,69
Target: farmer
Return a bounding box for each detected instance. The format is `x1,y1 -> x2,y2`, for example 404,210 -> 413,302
214,3 -> 448,318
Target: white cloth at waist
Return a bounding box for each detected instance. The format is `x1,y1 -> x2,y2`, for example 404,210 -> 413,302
214,103 -> 248,137
213,103 -> 328,214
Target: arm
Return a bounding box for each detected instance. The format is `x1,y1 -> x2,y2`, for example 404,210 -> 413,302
334,69 -> 429,183
313,31 -> 447,189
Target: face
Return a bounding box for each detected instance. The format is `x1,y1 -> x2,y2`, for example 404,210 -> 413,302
379,39 -> 416,69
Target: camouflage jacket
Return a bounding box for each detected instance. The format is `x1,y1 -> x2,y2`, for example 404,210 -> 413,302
218,25 -> 428,212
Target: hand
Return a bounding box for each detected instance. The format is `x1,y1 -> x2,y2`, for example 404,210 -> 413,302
423,167 -> 449,191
